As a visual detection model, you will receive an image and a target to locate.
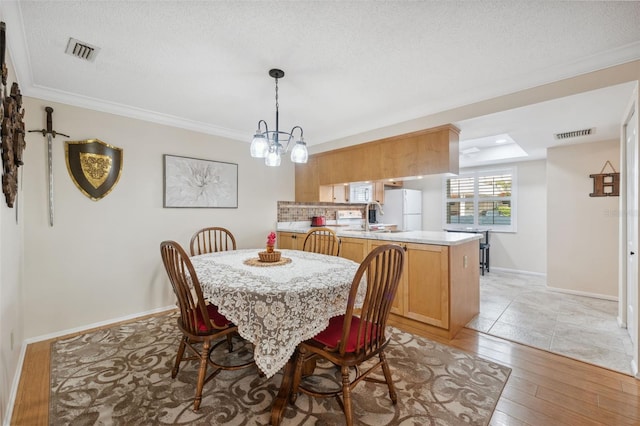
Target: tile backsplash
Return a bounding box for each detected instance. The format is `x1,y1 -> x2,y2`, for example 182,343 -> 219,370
277,201 -> 365,222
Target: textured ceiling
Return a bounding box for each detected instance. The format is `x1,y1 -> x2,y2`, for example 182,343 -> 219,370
2,1 -> 640,166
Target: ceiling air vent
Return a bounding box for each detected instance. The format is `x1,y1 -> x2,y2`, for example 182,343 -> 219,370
554,128 -> 594,140
65,38 -> 100,62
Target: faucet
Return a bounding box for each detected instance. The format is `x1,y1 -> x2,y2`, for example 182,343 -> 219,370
364,201 -> 384,232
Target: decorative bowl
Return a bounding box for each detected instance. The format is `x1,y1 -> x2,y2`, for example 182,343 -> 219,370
258,250 -> 281,262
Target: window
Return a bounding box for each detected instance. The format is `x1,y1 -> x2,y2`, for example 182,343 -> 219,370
443,168 -> 516,232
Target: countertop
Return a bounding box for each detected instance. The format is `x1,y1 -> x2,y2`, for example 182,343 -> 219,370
276,224 -> 482,246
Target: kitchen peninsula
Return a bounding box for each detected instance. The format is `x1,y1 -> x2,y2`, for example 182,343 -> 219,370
276,225 -> 481,341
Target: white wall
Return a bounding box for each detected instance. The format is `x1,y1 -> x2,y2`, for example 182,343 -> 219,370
547,140 -> 619,297
20,98 -> 294,339
0,51 -> 25,424
406,159 -> 547,274
493,160 -> 547,274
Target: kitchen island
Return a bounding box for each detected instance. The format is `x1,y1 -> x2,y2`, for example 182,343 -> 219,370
277,226 -> 481,340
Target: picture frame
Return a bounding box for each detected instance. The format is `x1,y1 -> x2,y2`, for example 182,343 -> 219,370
163,154 -> 238,208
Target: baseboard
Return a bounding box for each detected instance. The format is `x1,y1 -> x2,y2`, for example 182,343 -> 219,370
23,305 -> 176,344
545,286 -> 618,302
488,268 -> 618,302
5,305 -> 176,426
489,266 -> 546,277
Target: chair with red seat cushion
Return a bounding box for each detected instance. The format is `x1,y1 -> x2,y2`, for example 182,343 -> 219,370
160,240 -> 254,411
189,227 -> 237,351
289,244 -> 405,425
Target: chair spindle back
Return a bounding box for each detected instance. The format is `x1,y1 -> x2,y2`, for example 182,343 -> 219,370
303,227 -> 341,256
190,227 -> 237,256
161,240 -> 221,335
340,244 -> 405,356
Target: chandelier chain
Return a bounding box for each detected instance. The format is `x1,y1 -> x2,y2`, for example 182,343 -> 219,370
275,77 -> 279,112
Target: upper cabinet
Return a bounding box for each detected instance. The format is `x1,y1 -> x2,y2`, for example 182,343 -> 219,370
295,125 -> 459,202
374,181 -> 384,203
295,156 -> 321,201
319,180 -> 402,204
319,184 -> 349,203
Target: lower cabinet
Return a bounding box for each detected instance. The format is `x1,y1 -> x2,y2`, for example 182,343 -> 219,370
277,232 -> 303,250
338,237 -> 368,263
403,243 -> 449,329
342,236 -> 479,340
279,232 -> 479,340
387,239 -> 479,340
367,239 -> 404,315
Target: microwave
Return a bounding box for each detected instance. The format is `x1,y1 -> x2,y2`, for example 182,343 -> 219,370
349,183 -> 373,203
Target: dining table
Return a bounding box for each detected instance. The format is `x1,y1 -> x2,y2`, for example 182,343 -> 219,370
190,248 -> 363,424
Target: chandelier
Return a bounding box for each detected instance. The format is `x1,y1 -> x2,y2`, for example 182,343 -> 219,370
250,69 -> 308,167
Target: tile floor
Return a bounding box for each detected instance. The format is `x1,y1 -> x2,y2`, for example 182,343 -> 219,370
465,270 -> 635,375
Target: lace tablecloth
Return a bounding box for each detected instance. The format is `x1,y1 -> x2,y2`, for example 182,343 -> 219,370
190,249 -> 361,377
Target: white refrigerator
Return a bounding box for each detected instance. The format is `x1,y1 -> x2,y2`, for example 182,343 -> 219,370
383,189 -> 422,231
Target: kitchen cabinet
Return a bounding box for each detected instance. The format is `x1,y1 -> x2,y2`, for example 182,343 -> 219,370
338,237 -> 368,263
334,185 -> 349,203
384,238 -> 478,340
367,239 -> 404,315
374,181 -> 384,203
294,157 -> 320,202
403,243 -> 449,328
295,124 -> 459,202
279,229 -> 479,340
318,181 -> 402,204
385,180 -> 403,187
319,186 -> 333,203
360,236 -> 477,340
277,232 -> 303,250
319,184 -> 349,203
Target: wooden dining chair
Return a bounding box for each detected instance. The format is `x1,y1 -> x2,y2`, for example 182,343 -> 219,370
160,240 -> 254,411
189,227 -> 236,256
289,244 -> 405,425
302,227 -> 341,256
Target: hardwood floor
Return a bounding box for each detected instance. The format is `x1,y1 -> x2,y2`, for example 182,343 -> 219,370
11,324 -> 640,425
12,339 -> 51,425
448,329 -> 640,426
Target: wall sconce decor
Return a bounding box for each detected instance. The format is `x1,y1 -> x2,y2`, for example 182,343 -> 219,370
1,22 -> 27,208
65,139 -> 123,201
589,160 -> 620,197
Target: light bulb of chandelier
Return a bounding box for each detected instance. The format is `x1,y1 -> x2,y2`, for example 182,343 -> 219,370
290,138 -> 308,164
265,145 -> 282,167
250,132 -> 269,158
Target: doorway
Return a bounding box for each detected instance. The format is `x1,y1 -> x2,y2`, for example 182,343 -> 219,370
622,87 -> 639,377
625,104 -> 638,345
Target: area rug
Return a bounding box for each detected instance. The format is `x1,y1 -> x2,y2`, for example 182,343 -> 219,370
50,313 -> 510,425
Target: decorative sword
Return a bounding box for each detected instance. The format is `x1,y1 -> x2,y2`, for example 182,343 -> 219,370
28,107 -> 69,226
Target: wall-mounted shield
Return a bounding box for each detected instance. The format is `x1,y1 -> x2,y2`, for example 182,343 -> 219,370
65,139 -> 123,201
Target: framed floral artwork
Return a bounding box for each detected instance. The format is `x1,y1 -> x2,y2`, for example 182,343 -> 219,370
163,154 -> 238,208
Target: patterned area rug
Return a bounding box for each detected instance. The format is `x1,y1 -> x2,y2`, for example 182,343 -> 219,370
50,313 -> 510,425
